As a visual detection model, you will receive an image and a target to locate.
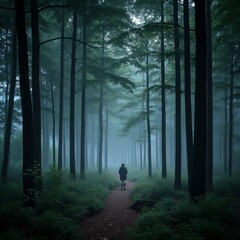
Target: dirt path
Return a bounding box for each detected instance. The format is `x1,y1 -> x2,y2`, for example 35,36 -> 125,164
80,180 -> 139,240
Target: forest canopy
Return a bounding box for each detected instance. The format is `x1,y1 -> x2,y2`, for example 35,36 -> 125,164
0,0 -> 240,206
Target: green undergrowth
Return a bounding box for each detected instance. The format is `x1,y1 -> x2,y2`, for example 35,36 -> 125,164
0,168 -> 119,240
130,173 -> 188,201
128,175 -> 240,240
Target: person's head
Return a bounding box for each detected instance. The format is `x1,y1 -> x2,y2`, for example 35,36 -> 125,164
121,163 -> 125,167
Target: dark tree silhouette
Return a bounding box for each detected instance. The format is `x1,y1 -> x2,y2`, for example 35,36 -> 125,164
190,0 -> 207,199
160,0 -> 167,179
15,0 -> 35,207
146,40 -> 152,178
98,26 -> 105,175
80,14 -> 87,179
173,0 -> 182,190
58,8 -> 65,170
31,0 -> 42,191
206,0 -> 213,191
183,0 -> 193,190
1,24 -> 17,182
69,8 -> 77,179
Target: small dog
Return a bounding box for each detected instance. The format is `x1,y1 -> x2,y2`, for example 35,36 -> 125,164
121,182 -> 126,190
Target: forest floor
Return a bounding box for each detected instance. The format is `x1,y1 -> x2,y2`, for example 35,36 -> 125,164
80,180 -> 139,240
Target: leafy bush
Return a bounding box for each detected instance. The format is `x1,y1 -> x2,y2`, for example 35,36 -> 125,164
0,168 -> 119,239
213,176 -> 240,197
130,175 -> 188,201
128,196 -> 240,240
128,176 -> 240,240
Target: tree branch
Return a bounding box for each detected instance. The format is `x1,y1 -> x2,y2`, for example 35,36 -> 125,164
40,36 -> 99,49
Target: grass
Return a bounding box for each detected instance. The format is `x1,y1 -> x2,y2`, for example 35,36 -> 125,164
0,167 -> 119,240
128,174 -> 240,240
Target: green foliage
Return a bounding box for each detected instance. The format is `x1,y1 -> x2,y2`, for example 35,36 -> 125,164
128,177 -> 240,240
213,176 -> 240,197
0,168 -> 119,239
128,196 -> 240,240
130,174 -> 188,201
30,211 -> 81,240
0,181 -> 22,202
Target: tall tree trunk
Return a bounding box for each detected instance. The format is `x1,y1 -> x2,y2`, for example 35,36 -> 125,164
31,0 -> 42,190
2,24 -> 17,182
156,128 -> 159,169
70,9 -> 77,179
183,0 -> 193,190
190,0 -> 207,199
98,84 -> 103,174
161,0 -> 167,179
104,104 -> 109,171
4,28 -> 10,141
206,0 -> 213,191
58,9 -> 65,170
50,76 -> 56,165
224,78 -> 228,174
173,0 -> 181,190
98,25 -> 106,174
42,107 -> 50,170
80,14 -> 87,179
15,0 -> 35,208
228,47 -> 234,177
146,41 -> 152,178
90,116 -> 95,168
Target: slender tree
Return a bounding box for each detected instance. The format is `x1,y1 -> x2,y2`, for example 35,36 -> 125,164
2,23 -> 17,182
190,0 -> 207,199
80,14 -> 87,179
173,0 -> 181,190
69,8 -> 77,179
104,104 -> 109,171
31,0 -> 42,190
15,0 -> 35,207
206,0 -> 213,191
98,26 -> 105,175
58,8 -> 65,170
183,0 -> 193,190
49,74 -> 56,165
146,40 -> 152,178
160,0 -> 167,179
228,46 -> 234,177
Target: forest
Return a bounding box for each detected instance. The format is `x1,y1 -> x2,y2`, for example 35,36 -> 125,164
0,0 -> 240,239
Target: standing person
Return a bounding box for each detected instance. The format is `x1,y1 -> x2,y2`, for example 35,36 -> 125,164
119,163 -> 128,190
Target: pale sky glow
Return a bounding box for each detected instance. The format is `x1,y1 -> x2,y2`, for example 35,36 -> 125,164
131,15 -> 143,25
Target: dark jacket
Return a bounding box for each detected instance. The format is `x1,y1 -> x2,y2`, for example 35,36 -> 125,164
119,166 -> 128,181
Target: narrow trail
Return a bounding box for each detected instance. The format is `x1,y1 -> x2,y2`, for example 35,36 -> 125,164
80,180 -> 139,240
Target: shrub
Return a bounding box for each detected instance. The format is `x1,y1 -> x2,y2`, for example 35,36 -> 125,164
130,175 -> 187,201
128,194 -> 240,240
0,168 -> 119,239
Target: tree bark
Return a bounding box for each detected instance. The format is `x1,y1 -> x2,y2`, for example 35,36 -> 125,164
50,75 -> 56,165
98,27 -> 105,175
2,24 -> 17,182
161,0 -> 167,179
31,0 -> 42,190
146,41 -> 152,178
104,104 -> 109,171
228,47 -> 234,177
58,9 -> 65,170
70,9 -> 77,179
183,0 -> 193,191
173,0 -> 181,190
190,0 -> 207,199
15,0 -> 35,207
80,14 -> 87,179
206,0 -> 213,191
